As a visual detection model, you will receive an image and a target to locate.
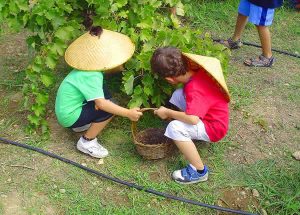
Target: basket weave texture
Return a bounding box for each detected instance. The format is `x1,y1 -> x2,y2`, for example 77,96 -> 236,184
131,108 -> 173,160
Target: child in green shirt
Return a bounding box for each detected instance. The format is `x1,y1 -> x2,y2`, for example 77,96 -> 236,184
55,26 -> 142,158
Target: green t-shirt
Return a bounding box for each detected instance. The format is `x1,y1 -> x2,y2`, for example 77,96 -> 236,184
55,69 -> 104,127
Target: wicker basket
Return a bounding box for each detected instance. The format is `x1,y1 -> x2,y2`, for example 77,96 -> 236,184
131,108 -> 173,160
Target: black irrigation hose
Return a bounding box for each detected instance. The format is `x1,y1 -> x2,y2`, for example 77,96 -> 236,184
213,38 -> 300,59
0,137 -> 258,215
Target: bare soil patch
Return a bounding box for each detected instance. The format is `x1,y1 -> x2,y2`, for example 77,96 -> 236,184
226,48 -> 300,164
1,190 -> 26,215
217,187 -> 259,215
0,31 -> 29,75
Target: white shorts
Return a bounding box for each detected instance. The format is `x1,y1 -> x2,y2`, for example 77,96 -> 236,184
165,89 -> 210,142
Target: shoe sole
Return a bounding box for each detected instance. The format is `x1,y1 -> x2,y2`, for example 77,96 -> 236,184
171,174 -> 208,184
77,146 -> 108,158
174,178 -> 208,184
244,62 -> 274,67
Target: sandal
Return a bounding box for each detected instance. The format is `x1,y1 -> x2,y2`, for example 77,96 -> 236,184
218,38 -> 242,50
244,54 -> 275,67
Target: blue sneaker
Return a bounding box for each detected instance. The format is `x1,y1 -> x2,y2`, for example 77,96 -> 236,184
172,164 -> 208,184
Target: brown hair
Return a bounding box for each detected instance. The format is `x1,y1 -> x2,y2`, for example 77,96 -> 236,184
150,46 -> 188,78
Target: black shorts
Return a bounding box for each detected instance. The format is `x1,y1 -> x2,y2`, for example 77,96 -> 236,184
69,86 -> 114,128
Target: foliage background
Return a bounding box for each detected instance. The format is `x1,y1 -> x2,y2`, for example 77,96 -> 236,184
0,0 -> 229,134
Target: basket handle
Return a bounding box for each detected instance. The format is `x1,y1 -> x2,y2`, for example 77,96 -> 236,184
131,108 -> 158,141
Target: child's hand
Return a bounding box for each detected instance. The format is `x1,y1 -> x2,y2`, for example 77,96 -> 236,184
127,108 -> 143,121
154,106 -> 169,120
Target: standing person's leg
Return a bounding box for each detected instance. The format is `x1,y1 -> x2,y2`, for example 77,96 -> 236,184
219,13 -> 247,49
219,0 -> 250,49
232,13 -> 248,41
257,25 -> 272,58
244,5 -> 275,67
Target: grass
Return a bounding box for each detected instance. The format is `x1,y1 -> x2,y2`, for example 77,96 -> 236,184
0,1 -> 300,215
229,83 -> 255,110
286,73 -> 300,102
231,159 -> 300,215
0,115 -> 228,214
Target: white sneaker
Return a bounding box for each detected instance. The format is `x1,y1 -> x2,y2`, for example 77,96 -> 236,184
72,123 -> 91,132
77,137 -> 108,158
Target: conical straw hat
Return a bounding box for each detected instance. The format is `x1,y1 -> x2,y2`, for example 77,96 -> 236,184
65,28 -> 135,72
182,53 -> 230,101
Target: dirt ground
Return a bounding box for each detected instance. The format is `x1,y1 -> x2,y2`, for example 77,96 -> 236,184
0,30 -> 299,214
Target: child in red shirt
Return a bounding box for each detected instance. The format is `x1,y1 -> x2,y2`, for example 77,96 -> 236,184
150,47 -> 230,184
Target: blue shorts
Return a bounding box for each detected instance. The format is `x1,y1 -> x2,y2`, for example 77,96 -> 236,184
238,0 -> 275,26
69,86 -> 114,128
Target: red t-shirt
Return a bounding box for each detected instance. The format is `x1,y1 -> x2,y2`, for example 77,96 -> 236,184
184,69 -> 229,142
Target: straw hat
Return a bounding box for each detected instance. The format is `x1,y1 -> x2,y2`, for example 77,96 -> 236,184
182,53 -> 230,101
64,27 -> 135,72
